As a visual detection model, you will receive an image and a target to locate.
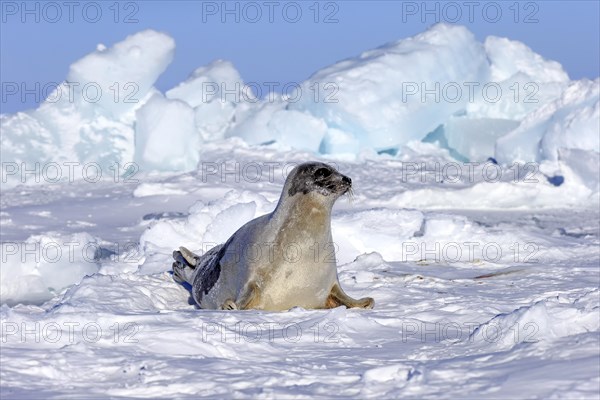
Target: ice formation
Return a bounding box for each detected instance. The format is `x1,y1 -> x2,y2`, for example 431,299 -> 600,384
0,233 -> 100,306
1,30 -> 175,181
2,24 -> 598,185
134,93 -> 200,171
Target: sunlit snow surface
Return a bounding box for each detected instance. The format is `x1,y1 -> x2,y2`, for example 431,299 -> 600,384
1,142 -> 599,398
1,22 -> 599,399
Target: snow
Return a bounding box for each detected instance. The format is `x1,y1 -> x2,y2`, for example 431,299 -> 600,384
1,23 -> 599,399
2,142 -> 599,397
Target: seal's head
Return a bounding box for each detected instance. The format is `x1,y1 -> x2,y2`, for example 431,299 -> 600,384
285,162 -> 351,199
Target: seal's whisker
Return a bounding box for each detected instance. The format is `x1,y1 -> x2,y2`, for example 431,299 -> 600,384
346,187 -> 355,206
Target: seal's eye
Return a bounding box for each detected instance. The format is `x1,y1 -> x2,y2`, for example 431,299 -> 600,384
314,167 -> 332,179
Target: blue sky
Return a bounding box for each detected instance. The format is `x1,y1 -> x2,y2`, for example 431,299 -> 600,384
1,0 -> 599,114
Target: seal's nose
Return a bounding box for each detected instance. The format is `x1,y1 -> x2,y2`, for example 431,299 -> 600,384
342,175 -> 352,186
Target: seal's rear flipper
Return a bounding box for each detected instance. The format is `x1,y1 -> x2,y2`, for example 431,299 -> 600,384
172,247 -> 200,284
325,283 -> 374,309
179,246 -> 199,267
171,262 -> 186,283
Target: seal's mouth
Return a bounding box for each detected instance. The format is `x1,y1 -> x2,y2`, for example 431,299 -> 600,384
336,174 -> 352,196
316,175 -> 351,197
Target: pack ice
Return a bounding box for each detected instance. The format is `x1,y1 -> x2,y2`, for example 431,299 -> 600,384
1,23 -> 599,399
1,24 -> 598,183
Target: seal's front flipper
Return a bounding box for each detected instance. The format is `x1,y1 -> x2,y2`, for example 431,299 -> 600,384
219,286 -> 259,310
236,282 -> 261,310
221,299 -> 238,310
325,283 -> 374,309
